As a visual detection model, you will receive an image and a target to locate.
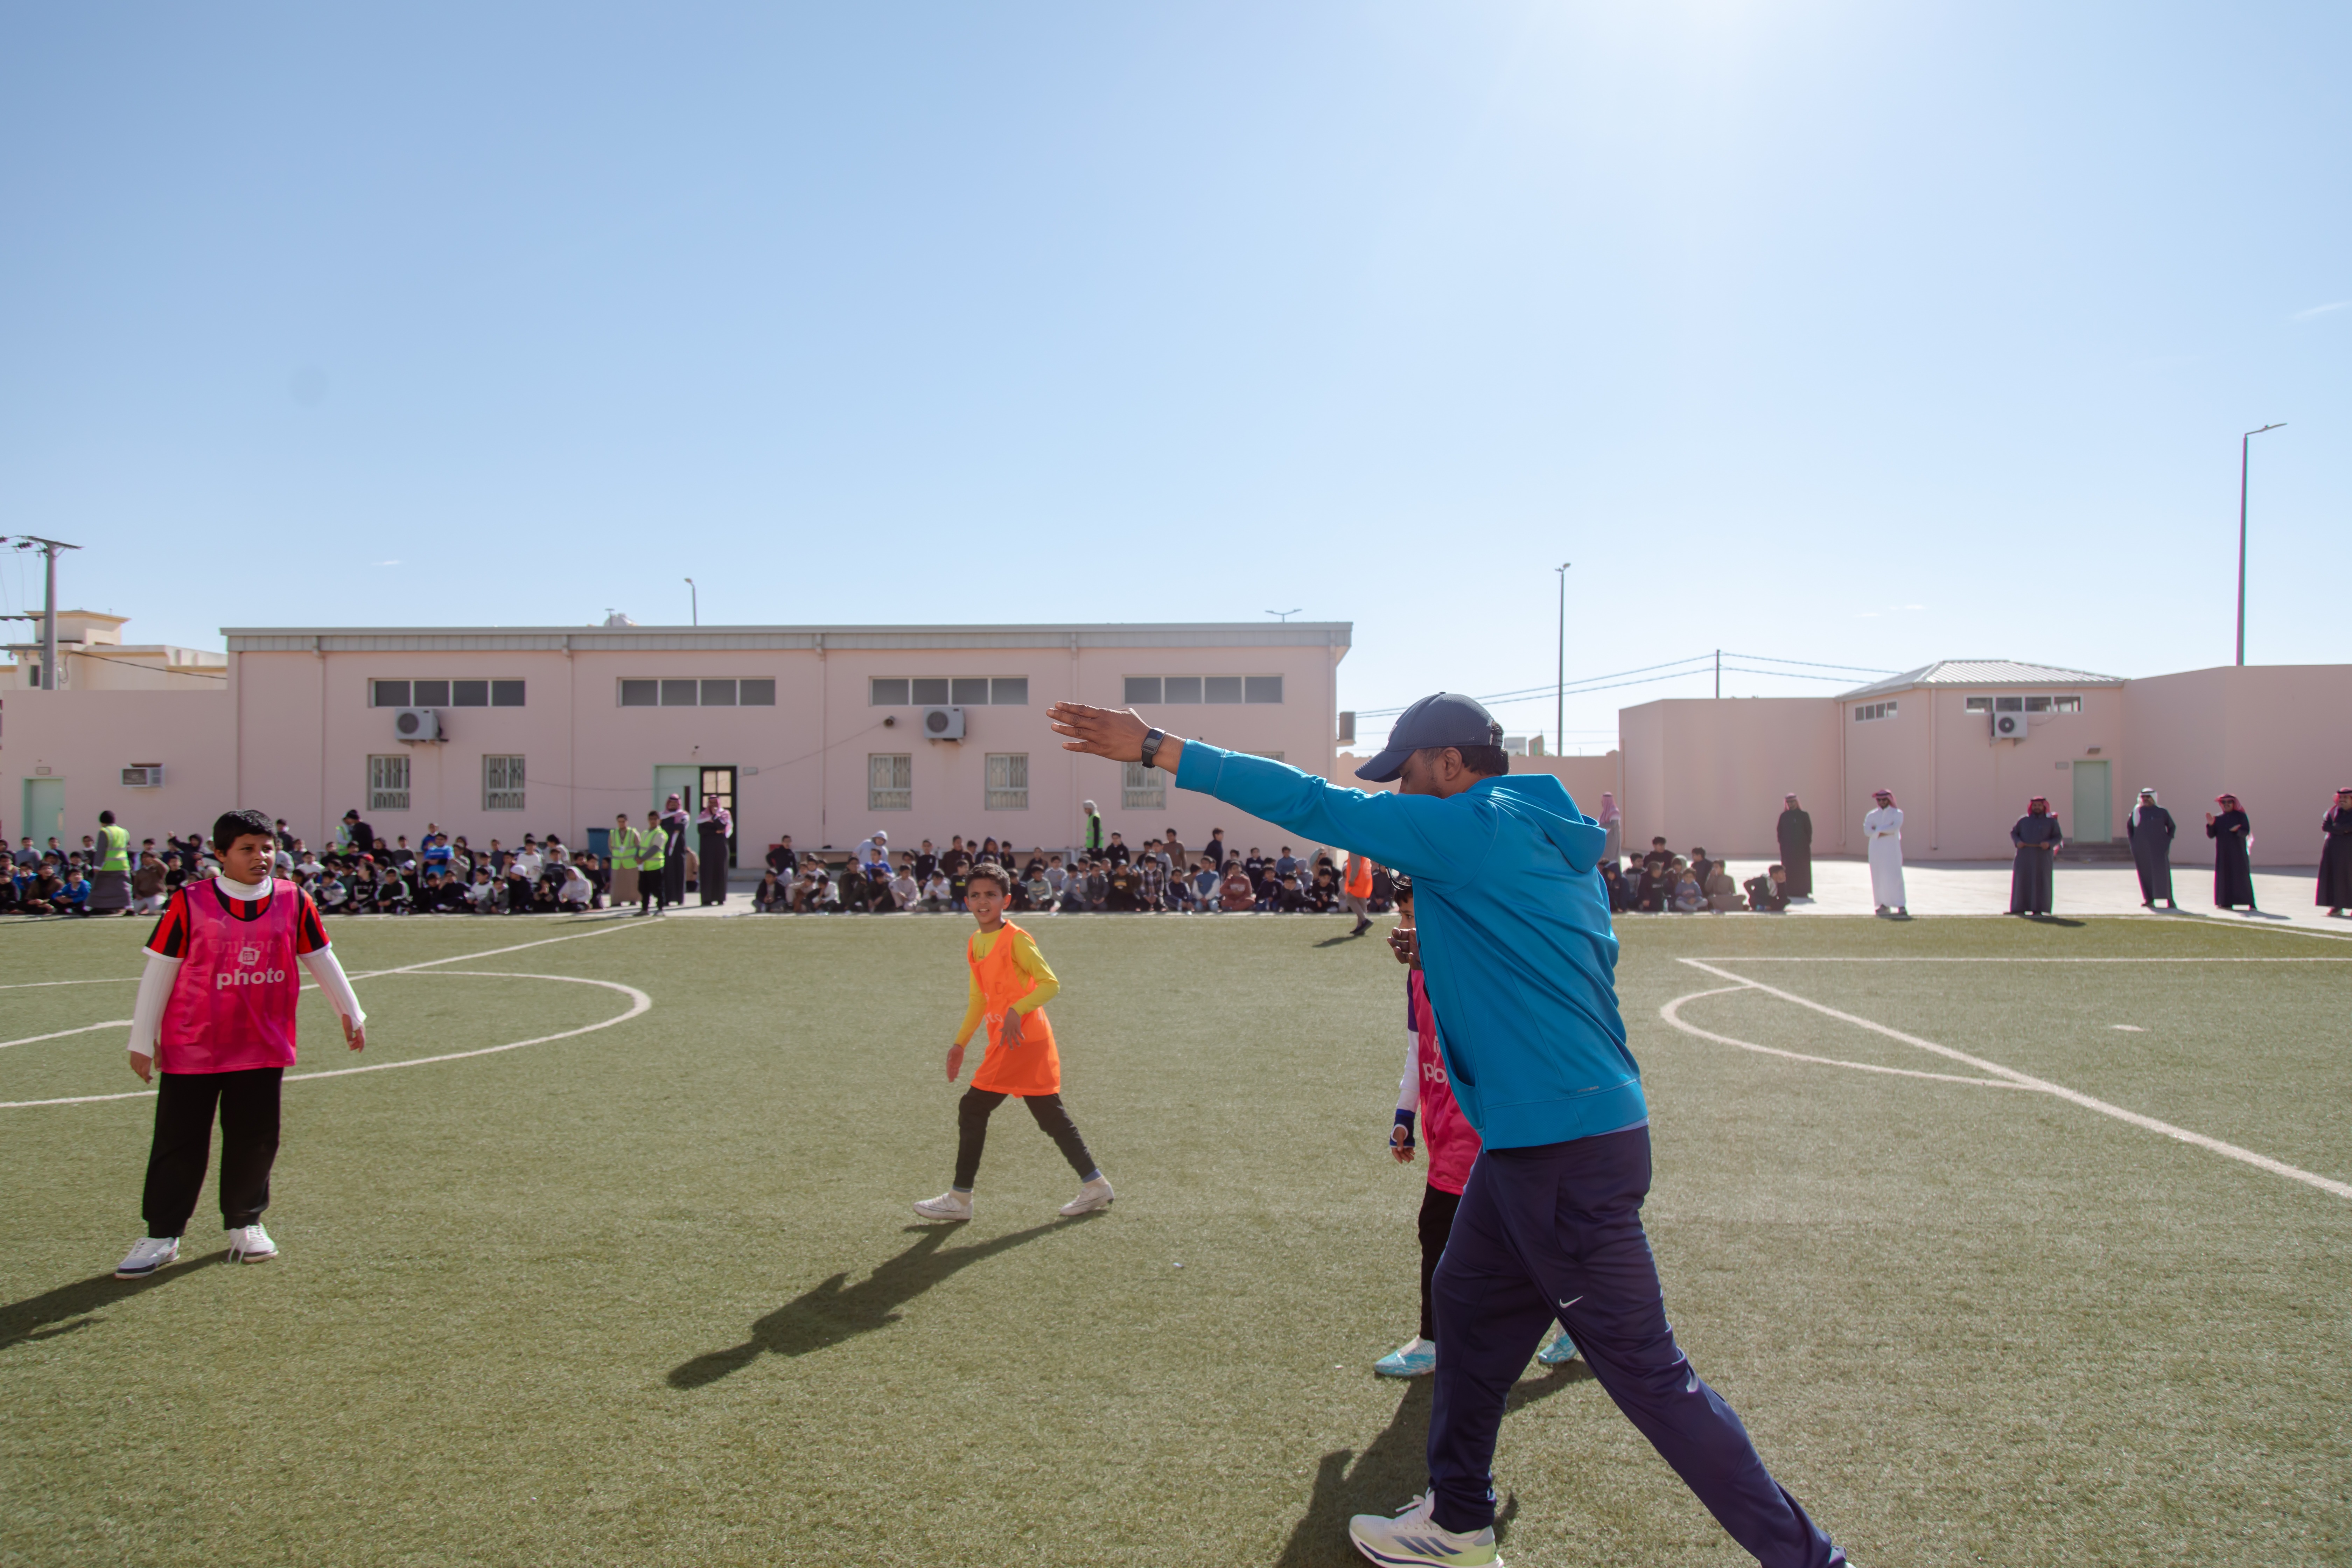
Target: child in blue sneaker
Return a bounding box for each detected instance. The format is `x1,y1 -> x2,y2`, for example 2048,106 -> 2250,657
1377,877 -> 1576,1378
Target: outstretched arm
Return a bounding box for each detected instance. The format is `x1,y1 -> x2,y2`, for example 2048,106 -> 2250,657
1047,702 -> 1486,883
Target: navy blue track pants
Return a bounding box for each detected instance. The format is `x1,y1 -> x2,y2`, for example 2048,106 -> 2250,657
1428,1126 -> 1843,1567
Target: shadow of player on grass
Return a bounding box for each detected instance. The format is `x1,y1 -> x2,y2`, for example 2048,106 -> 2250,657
667,1218 -> 1083,1387
0,1254 -> 227,1353
1272,1359 -> 1595,1567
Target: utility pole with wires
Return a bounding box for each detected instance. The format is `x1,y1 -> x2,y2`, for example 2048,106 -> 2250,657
1554,562 -> 1570,755
1714,648 -> 1721,699
3,535 -> 83,690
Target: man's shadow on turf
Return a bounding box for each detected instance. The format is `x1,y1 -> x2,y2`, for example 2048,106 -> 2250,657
0,1254 -> 227,1353
667,1219 -> 1081,1388
1273,1361 -> 1594,1568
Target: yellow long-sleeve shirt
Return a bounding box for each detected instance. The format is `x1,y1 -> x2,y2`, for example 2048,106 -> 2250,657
954,925 -> 1060,1046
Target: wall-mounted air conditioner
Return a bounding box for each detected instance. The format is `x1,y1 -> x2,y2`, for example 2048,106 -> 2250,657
394,708 -> 442,742
120,764 -> 165,788
1991,711 -> 2029,741
921,705 -> 965,740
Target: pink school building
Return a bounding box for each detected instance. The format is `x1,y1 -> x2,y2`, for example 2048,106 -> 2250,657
5,621 -> 1351,867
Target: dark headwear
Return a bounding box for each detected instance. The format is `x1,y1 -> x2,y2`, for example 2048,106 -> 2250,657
1353,693 -> 1504,783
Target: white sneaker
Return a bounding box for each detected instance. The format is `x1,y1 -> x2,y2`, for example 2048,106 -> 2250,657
1347,1490 -> 1499,1566
227,1223 -> 278,1262
114,1235 -> 180,1279
913,1190 -> 973,1222
1058,1175 -> 1114,1216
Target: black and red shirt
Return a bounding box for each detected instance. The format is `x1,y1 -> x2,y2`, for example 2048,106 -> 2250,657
147,879 -> 329,959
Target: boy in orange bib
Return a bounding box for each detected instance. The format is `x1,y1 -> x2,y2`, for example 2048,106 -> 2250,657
913,863 -> 1113,1222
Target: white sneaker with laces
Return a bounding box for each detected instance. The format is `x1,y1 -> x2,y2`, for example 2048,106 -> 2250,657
114,1235 -> 180,1279
227,1223 -> 278,1263
1058,1175 -> 1114,1216
1346,1490 -> 1499,1567
913,1190 -> 973,1222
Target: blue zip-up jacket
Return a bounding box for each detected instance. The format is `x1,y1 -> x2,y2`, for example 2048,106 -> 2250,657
1174,742 -> 1639,1148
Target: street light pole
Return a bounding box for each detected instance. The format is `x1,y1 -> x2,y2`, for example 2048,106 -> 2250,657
685,578 -> 698,627
1554,562 -> 1570,755
2236,422 -> 2285,666
5,535 -> 83,690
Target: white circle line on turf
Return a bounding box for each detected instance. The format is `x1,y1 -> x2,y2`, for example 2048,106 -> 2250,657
0,976 -> 142,988
1671,958 -> 2352,1204
1681,955 -> 2352,962
0,970 -> 651,1108
1659,985 -> 2035,1090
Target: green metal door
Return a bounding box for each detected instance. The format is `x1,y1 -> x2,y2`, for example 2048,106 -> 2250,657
652,765 -> 699,817
22,777 -> 65,848
2071,760 -> 2111,843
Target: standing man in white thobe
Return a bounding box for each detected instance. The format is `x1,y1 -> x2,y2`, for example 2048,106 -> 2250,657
1864,788 -> 1907,918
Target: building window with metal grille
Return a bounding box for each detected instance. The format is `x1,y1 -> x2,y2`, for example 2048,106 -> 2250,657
869,754 -> 913,811
1853,701 -> 1897,722
483,755 -> 526,811
368,755 -> 410,812
1123,759 -> 1166,811
985,753 -> 1029,810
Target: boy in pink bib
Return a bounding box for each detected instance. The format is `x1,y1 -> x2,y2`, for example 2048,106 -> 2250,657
113,810 -> 367,1279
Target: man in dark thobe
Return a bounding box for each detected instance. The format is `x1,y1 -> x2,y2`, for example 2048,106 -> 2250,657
2319,788 -> 2352,918
1775,794 -> 1813,898
659,793 -> 691,909
2206,794 -> 2257,911
2008,796 -> 2062,915
2126,788 -> 2177,909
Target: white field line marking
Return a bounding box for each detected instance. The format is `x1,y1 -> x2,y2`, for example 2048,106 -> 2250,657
1660,986 -> 2034,1090
0,977 -> 142,989
0,1020 -> 132,1051
1684,955 -> 2352,962
1673,959 -> 2352,1204
0,919 -> 646,1058
0,970 -> 651,1110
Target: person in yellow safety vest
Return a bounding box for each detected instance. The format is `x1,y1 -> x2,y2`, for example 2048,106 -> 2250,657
90,809 -> 135,916
634,808 -> 668,916
1341,849 -> 1375,938
1080,799 -> 1104,857
608,813 -> 642,910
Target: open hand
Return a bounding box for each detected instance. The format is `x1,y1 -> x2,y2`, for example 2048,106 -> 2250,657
945,1043 -> 966,1082
1048,702 -> 1151,763
1388,924 -> 1418,966
1000,1008 -> 1026,1046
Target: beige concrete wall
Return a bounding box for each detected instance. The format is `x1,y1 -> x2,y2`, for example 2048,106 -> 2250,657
1887,686 -> 2128,858
1620,698 -> 1842,859
2122,665 -> 2352,867
226,634 -> 1343,857
2,688 -> 238,847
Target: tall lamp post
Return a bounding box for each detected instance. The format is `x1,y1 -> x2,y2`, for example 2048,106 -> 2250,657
2236,422 -> 2285,666
5,535 -> 83,690
685,577 -> 699,627
1553,562 -> 1571,755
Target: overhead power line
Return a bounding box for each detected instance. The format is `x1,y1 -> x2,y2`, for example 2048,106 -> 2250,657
1352,651 -> 1898,720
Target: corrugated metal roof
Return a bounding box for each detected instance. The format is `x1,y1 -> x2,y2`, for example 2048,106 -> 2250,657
222,621 -> 1352,655
1839,659 -> 2125,699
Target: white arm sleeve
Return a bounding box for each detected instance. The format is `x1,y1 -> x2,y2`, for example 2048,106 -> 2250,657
299,946 -> 366,1027
127,950 -> 180,1059
1397,1031 -> 1421,1115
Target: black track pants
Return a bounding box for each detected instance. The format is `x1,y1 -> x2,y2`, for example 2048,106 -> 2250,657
1417,1183 -> 1462,1342
142,1067 -> 284,1237
952,1088 -> 1097,1190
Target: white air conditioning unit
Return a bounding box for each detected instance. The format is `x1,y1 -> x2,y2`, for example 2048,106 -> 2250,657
120,764 -> 165,788
1990,711 -> 2028,741
394,707 -> 442,742
920,705 -> 965,740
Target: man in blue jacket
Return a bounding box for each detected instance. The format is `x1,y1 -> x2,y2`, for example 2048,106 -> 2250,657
1049,693 -> 1844,1568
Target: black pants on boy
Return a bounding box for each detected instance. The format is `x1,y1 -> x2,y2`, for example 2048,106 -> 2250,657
953,1088 -> 1096,1190
142,1067 -> 284,1238
1417,1183 -> 1463,1342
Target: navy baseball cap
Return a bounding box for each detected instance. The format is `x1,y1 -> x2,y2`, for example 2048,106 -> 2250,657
1354,692 -> 1504,782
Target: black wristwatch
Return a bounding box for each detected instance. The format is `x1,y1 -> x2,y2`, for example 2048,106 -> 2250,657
1139,727 -> 1167,770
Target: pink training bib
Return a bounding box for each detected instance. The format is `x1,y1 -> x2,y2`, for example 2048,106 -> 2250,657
158,880 -> 303,1074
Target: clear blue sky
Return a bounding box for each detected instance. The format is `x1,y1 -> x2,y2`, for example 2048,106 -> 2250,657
2,3 -> 2343,751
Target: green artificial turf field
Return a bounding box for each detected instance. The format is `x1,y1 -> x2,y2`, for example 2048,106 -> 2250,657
4,908 -> 2349,1567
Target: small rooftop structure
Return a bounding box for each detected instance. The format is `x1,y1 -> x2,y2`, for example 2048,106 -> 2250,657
1838,659 -> 2125,701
